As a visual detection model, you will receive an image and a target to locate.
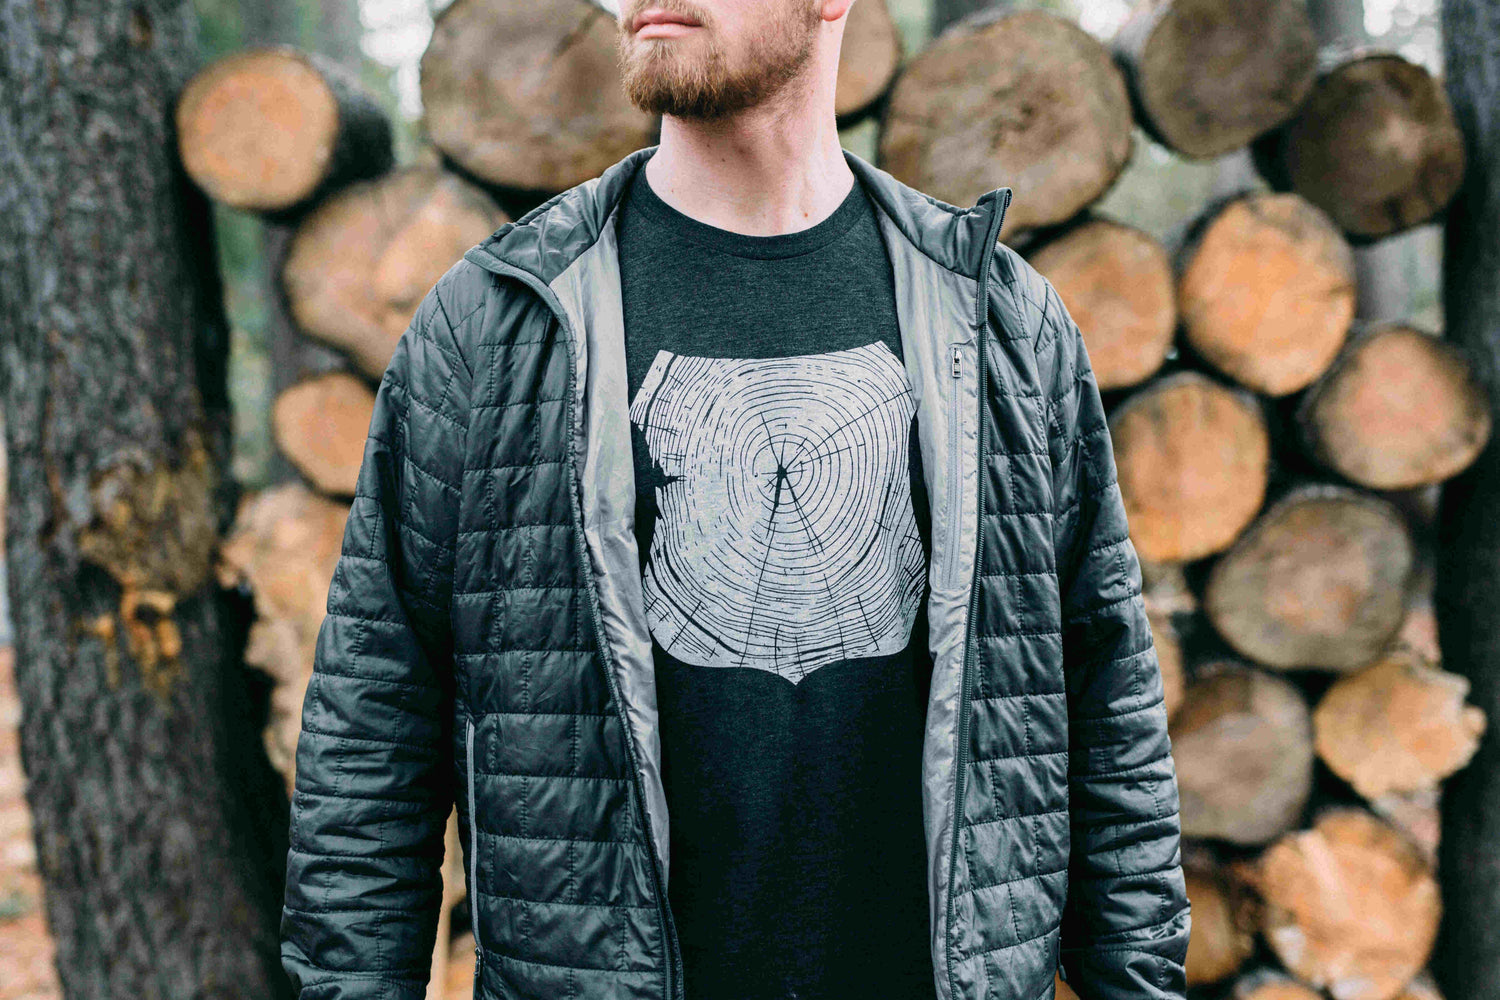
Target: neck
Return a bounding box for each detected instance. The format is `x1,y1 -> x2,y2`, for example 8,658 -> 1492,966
643,55 -> 853,237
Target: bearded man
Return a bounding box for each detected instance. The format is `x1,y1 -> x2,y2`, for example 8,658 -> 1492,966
279,3 -> 1192,999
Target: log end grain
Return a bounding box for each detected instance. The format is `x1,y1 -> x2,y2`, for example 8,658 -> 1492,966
272,372 -> 377,497
1027,218 -> 1176,391
1178,191 -> 1356,396
836,0 -> 902,118
1110,372 -> 1271,564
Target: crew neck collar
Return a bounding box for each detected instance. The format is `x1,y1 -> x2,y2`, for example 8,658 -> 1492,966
626,154 -> 870,261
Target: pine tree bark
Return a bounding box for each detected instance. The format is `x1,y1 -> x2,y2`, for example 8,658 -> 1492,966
0,2 -> 292,997
1433,3 -> 1500,997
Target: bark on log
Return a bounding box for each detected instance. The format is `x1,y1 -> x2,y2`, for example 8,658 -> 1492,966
1253,51 -> 1466,241
0,4 -> 291,995
1313,648 -> 1486,800
1177,190 -> 1356,396
1110,0 -> 1317,159
1109,371 -> 1271,564
216,483 -> 349,789
836,0 -> 901,120
1026,217 -> 1176,390
1170,662 -> 1315,845
1245,808 -> 1441,1000
1432,5 -> 1500,991
420,0 -> 658,193
1204,484 -> 1415,672
176,45 -> 393,217
272,372 -> 376,497
878,6 -> 1132,241
1298,323 -> 1491,489
282,164 -> 508,378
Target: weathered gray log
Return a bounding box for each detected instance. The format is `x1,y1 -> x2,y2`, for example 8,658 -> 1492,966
0,3 -> 291,996
1204,483 -> 1415,672
420,0 -> 657,192
879,6 -> 1132,241
1253,50 -> 1466,241
1110,0 -> 1317,159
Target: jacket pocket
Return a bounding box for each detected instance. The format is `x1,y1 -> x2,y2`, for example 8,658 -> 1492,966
466,717 -> 484,994
944,343 -> 965,589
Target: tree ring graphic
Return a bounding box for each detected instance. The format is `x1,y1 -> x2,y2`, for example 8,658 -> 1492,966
628,341 -> 924,683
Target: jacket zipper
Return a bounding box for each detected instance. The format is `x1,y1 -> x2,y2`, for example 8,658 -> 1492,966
459,254 -> 682,1000
466,718 -> 484,985
945,189 -> 1011,1000
946,344 -> 964,587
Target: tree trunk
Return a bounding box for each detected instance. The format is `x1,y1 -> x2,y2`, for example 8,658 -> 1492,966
1433,3 -> 1500,997
0,3 -> 291,997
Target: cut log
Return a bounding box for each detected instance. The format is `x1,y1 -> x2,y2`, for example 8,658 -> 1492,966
1313,648 -> 1486,800
836,0 -> 902,119
1110,0 -> 1317,159
1110,372 -> 1270,564
1396,971 -> 1446,1000
1298,324 -> 1491,490
1178,191 -> 1356,396
420,0 -> 657,192
1204,484 -> 1415,672
878,6 -> 1132,240
1233,970 -> 1325,1000
1246,808 -> 1440,1000
1184,863 -> 1257,984
216,483 -> 350,788
176,45 -> 393,215
1055,973 -> 1079,1000
1170,662 -> 1315,846
272,372 -> 376,497
1026,218 -> 1176,390
1254,52 -> 1466,240
282,164 -> 507,378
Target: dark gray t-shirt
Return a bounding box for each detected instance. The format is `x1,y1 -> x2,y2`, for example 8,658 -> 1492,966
617,156 -> 937,1000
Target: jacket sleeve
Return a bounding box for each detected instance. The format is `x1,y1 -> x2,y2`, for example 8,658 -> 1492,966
280,274 -> 474,1000
1039,279 -> 1192,999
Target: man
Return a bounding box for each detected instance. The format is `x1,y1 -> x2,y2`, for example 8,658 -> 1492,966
279,0 -> 1191,998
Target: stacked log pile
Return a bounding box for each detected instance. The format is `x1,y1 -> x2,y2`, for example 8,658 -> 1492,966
178,1 -> 1487,996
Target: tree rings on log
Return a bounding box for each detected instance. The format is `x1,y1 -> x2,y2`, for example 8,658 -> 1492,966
878,7 -> 1131,240
1313,649 -> 1486,800
420,0 -> 657,192
1184,863 -> 1257,985
1178,191 -> 1355,396
282,165 -> 507,378
1027,218 -> 1175,390
1110,372 -> 1270,564
836,0 -> 902,119
1204,484 -> 1414,672
1247,808 -> 1439,1000
273,373 -> 376,497
1298,324 -> 1490,490
1111,0 -> 1317,159
176,46 -> 393,215
1170,662 -> 1314,845
1254,52 -> 1465,240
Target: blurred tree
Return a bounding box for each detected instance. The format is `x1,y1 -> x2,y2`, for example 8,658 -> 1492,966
1434,2 -> 1500,997
0,2 -> 292,997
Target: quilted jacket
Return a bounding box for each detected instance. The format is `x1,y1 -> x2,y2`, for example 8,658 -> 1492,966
279,144 -> 1191,1000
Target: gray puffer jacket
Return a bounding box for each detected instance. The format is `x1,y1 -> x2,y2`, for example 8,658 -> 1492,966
279,144 -> 1191,1000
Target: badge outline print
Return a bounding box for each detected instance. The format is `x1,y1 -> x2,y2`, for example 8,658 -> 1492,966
629,340 -> 925,685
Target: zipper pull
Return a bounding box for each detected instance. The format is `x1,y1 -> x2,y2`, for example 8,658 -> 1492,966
951,344 -> 962,378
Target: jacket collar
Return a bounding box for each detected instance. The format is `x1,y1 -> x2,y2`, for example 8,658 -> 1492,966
464,143 -> 1011,296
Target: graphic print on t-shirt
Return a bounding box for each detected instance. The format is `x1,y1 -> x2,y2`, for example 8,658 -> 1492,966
628,340 -> 924,683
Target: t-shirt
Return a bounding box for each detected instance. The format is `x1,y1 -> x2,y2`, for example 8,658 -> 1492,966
615,155 -> 939,1000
